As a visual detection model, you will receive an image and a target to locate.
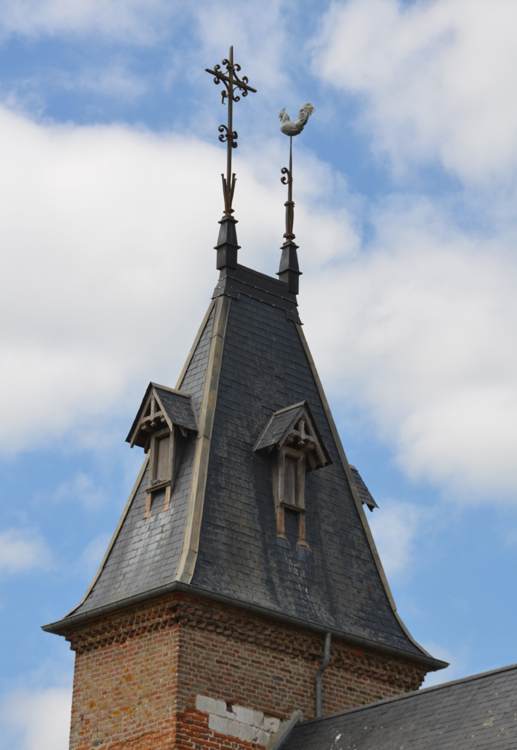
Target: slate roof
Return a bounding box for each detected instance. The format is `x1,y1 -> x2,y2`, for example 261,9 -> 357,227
350,465 -> 379,511
280,663 -> 517,750
153,385 -> 198,432
191,286 -> 422,656
45,262 -> 442,670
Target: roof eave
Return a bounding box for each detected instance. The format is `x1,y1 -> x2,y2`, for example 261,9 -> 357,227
41,581 -> 448,672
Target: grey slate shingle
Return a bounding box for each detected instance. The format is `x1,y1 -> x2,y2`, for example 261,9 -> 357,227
154,387 -> 198,432
280,663 -> 517,750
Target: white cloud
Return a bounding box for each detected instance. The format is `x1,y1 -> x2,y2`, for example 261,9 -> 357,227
312,0 -> 517,183
1,27 -> 516,507
0,105 -> 355,455
368,500 -> 422,578
305,198 -> 517,503
0,0 -> 176,43
1,686 -> 72,750
0,528 -> 51,573
2,97 -> 517,506
307,0 -> 517,503
193,0 -> 290,93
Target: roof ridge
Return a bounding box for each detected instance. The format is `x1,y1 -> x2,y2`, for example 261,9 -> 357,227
299,661 -> 517,726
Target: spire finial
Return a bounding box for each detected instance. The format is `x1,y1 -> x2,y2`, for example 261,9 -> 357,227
206,46 -> 257,218
277,103 -> 315,294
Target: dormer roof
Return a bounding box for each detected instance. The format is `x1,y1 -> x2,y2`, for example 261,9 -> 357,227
126,382 -> 198,449
254,401 -> 331,469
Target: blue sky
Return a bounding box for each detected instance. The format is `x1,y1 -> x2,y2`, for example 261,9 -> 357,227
1,0 -> 517,747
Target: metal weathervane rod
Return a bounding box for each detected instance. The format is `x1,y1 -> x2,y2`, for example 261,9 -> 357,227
206,46 -> 257,217
279,103 -> 315,242
281,136 -> 295,241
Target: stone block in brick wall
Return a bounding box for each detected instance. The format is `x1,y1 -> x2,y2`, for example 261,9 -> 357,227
195,694 -> 281,747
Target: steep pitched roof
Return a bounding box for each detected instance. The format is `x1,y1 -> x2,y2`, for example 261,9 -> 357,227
43,263 -> 444,670
279,663 -> 517,750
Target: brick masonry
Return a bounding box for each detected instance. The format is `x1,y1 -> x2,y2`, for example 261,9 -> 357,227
64,593 -> 429,750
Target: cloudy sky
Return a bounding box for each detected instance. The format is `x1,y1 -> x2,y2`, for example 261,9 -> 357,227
1,0 -> 517,747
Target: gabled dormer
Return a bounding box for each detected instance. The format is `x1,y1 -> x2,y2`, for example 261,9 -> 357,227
254,401 -> 331,546
126,382 -> 198,518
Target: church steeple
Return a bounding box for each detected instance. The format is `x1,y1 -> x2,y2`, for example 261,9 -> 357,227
42,49 -> 446,750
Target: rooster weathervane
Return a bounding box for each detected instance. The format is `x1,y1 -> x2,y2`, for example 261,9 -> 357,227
206,46 -> 257,217
279,103 -> 315,242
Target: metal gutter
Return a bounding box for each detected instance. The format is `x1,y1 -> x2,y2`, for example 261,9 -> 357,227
41,582 -> 448,671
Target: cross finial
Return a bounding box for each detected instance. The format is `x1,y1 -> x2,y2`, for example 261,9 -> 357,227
206,46 -> 257,217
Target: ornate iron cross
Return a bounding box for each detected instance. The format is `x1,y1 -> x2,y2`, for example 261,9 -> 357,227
206,46 -> 257,216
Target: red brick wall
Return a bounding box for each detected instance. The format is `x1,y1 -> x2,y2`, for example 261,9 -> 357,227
68,613 -> 179,749
64,593 -> 429,750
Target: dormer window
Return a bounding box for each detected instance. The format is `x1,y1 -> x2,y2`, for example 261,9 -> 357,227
254,402 -> 331,546
126,383 -> 198,518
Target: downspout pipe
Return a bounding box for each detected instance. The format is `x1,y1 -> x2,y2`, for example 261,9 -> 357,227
315,631 -> 331,718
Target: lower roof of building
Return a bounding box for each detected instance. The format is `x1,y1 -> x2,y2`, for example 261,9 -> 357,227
280,662 -> 517,750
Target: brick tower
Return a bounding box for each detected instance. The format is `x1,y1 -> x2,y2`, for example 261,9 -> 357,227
43,49 -> 446,750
